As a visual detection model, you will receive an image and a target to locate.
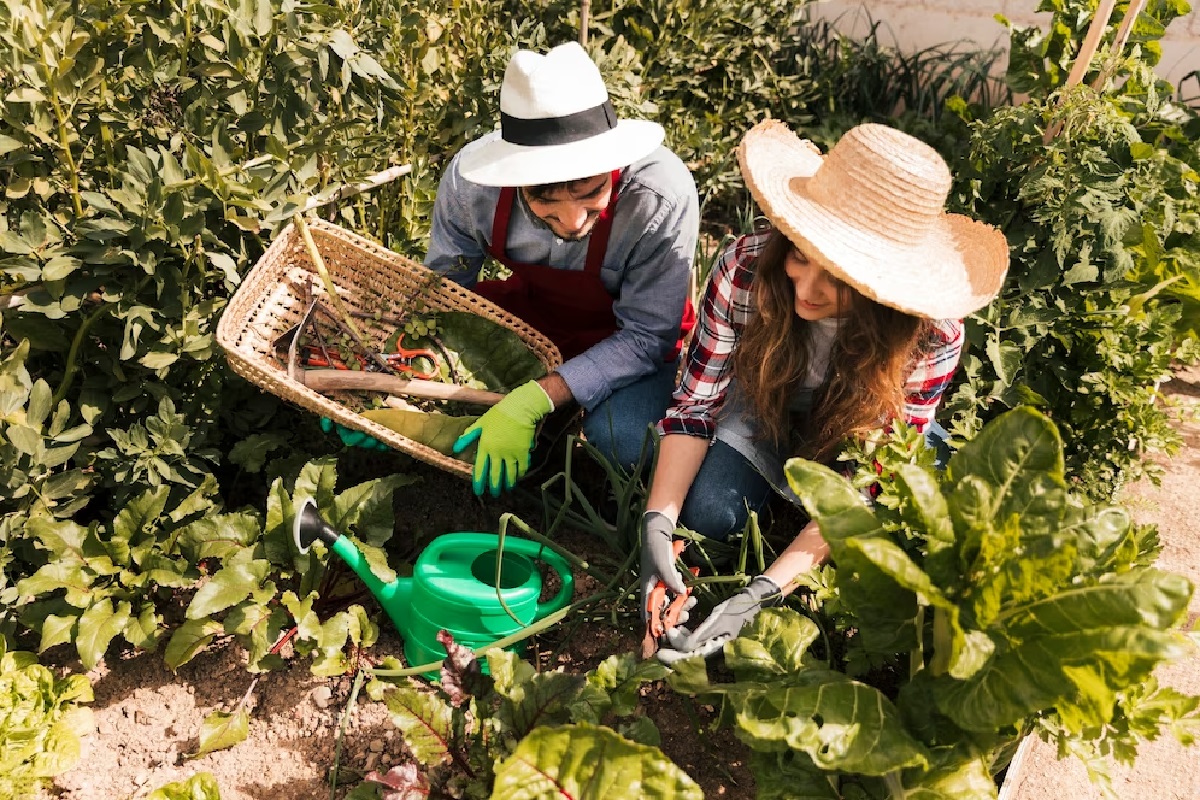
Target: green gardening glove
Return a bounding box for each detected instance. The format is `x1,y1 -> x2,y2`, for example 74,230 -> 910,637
319,417 -> 390,451
453,380 -> 552,497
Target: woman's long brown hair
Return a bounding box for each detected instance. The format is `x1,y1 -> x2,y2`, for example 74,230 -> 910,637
732,229 -> 932,462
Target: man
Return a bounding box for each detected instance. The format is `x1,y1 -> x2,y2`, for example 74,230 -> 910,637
424,42 -> 699,497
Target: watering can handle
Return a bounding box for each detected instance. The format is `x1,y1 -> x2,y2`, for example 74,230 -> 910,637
500,538 -> 575,619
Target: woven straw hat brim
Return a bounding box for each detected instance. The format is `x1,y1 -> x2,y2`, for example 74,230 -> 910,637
738,121 -> 1009,319
458,120 -> 664,186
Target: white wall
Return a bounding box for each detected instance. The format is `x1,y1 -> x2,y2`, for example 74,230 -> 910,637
806,0 -> 1199,92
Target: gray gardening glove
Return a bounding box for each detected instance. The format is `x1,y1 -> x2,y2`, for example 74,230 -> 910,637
640,511 -> 688,622
656,575 -> 783,664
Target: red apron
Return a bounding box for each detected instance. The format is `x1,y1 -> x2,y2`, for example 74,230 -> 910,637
473,171 -> 695,362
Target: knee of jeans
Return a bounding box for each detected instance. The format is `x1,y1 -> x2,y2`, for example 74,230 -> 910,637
580,416 -> 655,473
678,491 -> 754,543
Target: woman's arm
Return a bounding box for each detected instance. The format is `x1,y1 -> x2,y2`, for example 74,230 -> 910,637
645,433 -> 710,520
764,520 -> 830,595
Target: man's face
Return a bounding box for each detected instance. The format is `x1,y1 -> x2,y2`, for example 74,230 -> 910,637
521,173 -> 613,241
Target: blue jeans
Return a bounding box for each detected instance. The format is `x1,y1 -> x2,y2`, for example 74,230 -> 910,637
680,422 -> 954,542
581,360 -> 679,475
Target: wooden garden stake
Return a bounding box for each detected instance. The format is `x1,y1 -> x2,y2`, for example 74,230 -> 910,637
579,0 -> 590,46
1090,0 -> 1149,91
1043,0 -> 1118,143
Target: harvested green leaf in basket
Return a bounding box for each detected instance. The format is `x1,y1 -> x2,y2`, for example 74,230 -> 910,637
371,311 -> 546,460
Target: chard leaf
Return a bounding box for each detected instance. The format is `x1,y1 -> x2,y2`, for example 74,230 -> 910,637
491,723 -> 703,799
164,618 -> 224,670
584,653 -> 668,717
190,708 -> 250,757
361,408 -> 477,457
379,684 -> 454,766
785,460 -> 919,653
145,772 -> 222,799
496,671 -> 585,739
749,750 -> 841,799
428,311 -> 547,392
332,473 -> 417,545
76,599 -> 131,670
935,625 -> 1191,732
725,607 -> 821,679
730,669 -> 929,776
186,548 -> 271,619
946,406 -> 1064,528
897,744 -> 997,799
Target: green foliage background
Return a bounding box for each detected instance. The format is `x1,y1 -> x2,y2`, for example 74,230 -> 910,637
0,0 -> 1198,791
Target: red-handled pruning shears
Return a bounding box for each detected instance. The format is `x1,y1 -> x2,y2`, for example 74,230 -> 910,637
298,336 -> 440,380
642,540 -> 699,657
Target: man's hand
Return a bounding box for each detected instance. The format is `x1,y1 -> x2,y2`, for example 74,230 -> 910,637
656,575 -> 783,664
320,418 -> 390,451
640,511 -> 688,621
453,380 -> 552,496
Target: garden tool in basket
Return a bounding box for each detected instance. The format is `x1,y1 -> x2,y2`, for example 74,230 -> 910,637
293,499 -> 573,677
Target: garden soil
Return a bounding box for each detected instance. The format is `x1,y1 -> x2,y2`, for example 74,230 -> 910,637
38,365 -> 1200,800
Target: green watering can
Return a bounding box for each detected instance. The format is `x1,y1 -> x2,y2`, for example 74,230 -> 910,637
293,499 -> 574,674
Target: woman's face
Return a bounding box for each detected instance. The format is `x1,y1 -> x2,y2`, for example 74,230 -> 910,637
783,245 -> 846,321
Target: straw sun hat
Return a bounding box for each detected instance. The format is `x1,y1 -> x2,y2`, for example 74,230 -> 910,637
737,119 -> 1009,319
459,42 -> 665,187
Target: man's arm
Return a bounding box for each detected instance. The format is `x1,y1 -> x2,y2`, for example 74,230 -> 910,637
556,154 -> 700,410
424,150 -> 488,287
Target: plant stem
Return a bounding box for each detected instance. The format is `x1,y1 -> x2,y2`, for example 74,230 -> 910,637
884,771 -> 908,799
329,668 -> 365,798
44,75 -> 83,218
53,304 -> 113,407
368,603 -> 578,677
293,213 -> 377,366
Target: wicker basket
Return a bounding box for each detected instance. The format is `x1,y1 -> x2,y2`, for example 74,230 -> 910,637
216,218 -> 561,478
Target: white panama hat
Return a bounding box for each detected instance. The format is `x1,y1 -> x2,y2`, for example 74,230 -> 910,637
738,119 -> 1010,319
458,42 -> 665,187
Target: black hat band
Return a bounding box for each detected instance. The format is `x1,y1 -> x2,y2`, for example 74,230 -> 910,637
500,100 -> 617,147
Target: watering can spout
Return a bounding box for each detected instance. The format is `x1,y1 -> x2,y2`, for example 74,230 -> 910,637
293,499 -> 413,630
294,500 -> 341,550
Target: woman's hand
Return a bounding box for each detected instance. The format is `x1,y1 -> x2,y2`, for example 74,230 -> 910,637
640,511 -> 688,620
656,575 -> 783,663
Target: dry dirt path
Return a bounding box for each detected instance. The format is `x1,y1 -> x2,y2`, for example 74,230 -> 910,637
1005,363 -> 1200,800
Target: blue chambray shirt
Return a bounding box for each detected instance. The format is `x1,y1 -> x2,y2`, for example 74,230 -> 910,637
424,141 -> 699,411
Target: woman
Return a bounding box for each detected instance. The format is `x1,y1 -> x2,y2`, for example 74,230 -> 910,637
641,119 -> 1009,663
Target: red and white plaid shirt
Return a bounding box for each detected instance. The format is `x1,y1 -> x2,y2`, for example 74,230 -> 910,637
658,231 -> 964,440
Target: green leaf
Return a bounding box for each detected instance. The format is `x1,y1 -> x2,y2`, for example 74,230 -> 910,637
75,600 -> 131,670
186,548 -> 271,619
145,772 -> 222,800
497,671 -> 585,739
38,614 -> 79,653
164,619 -> 224,670
731,670 -> 929,776
725,608 -> 821,679
491,723 -> 703,799
360,408 -> 476,456
379,684 -> 454,766
190,709 -> 250,758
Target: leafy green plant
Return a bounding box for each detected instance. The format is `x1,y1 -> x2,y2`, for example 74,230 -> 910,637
667,408 -> 1197,799
165,457 -> 416,675
0,641 -> 93,800
145,772 -> 222,800
348,632 -> 701,799
944,0 -> 1200,499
